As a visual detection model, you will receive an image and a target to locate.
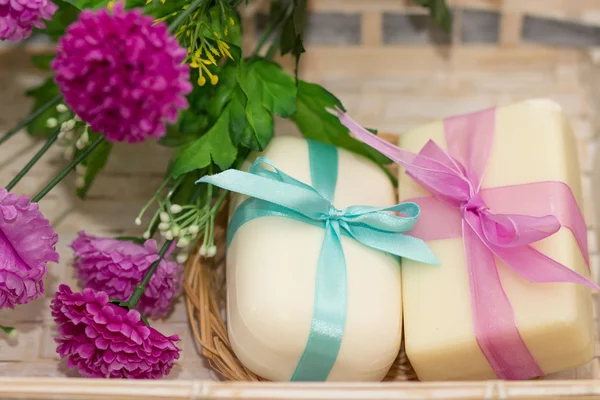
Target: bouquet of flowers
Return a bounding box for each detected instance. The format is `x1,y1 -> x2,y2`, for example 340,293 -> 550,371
0,0 -> 449,379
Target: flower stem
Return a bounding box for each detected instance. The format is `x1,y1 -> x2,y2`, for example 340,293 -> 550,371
265,36 -> 281,61
0,94 -> 63,146
167,0 -> 206,34
32,136 -> 104,203
126,240 -> 173,309
6,128 -> 61,191
211,188 -> 227,213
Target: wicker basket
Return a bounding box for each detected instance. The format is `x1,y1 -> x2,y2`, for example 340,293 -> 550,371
1,0 -> 600,398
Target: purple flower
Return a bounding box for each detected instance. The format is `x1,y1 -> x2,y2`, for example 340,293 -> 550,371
52,284 -> 181,379
71,232 -> 182,319
0,188 -> 58,308
0,0 -> 57,41
51,3 -> 192,143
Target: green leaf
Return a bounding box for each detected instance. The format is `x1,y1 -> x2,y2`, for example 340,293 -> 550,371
236,59 -> 297,151
413,0 -> 452,32
159,68 -> 213,148
227,85 -> 248,142
125,0 -> 187,19
25,78 -> 63,137
40,0 -> 80,40
205,3 -> 242,47
64,0 -> 107,10
180,111 -> 209,134
243,60 -> 297,117
31,54 -> 55,71
76,132 -> 113,199
207,63 -> 239,120
279,0 -> 306,77
292,81 -> 391,165
115,236 -> 146,244
170,170 -> 203,206
169,112 -> 238,178
292,0 -> 306,35
268,0 -> 290,26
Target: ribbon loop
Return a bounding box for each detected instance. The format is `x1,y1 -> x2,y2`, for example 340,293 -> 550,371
480,212 -> 561,247
197,139 -> 438,381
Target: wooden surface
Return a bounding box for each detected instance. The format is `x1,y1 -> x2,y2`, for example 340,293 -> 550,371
1,10 -> 600,388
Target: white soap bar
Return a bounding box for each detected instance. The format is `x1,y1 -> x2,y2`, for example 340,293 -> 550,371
399,99 -> 595,381
226,136 -> 401,381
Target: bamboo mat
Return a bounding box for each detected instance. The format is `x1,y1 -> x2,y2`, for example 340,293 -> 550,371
0,43 -> 599,381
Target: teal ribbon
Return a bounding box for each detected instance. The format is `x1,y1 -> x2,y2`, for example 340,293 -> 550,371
197,140 -> 439,381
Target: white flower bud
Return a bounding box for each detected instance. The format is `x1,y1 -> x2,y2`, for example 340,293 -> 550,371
188,225 -> 199,235
199,245 -> 208,256
56,104 -> 68,113
207,245 -> 217,257
170,204 -> 183,214
58,131 -> 66,141
158,222 -> 170,231
74,115 -> 82,121
76,131 -> 89,150
142,231 -> 151,239
64,146 -> 75,161
80,130 -> 89,145
164,230 -> 174,240
172,226 -> 180,237
60,119 -> 76,132
75,176 -> 85,188
46,118 -> 58,128
65,130 -> 74,140
135,217 -> 142,226
76,164 -> 87,175
176,253 -> 188,264
159,212 -> 170,223
179,227 -> 188,236
176,237 -> 189,248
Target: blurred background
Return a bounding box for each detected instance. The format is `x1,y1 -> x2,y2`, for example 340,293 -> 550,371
1,0 -> 600,380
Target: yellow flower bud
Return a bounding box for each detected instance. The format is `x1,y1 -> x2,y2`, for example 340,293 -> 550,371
197,76 -> 207,86
210,75 -> 219,85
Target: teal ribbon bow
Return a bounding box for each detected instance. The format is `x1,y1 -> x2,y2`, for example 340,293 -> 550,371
197,140 -> 439,381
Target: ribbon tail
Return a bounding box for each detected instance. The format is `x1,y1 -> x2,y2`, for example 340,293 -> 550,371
489,244 -> 599,290
463,218 -> 544,380
198,169 -> 330,218
344,224 -> 439,265
291,220 -> 347,381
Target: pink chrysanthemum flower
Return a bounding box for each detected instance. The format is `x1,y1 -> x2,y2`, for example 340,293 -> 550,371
71,232 -> 182,319
0,0 -> 57,41
0,188 -> 58,308
52,285 -> 181,379
51,3 -> 192,143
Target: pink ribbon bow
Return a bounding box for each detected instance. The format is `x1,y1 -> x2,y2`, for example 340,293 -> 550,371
333,106 -> 599,380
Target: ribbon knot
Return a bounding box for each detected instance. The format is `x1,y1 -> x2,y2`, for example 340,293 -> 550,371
461,193 -> 488,216
326,206 -> 345,221
197,140 -> 438,382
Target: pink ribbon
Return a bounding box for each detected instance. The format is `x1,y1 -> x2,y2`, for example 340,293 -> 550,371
333,106 -> 599,380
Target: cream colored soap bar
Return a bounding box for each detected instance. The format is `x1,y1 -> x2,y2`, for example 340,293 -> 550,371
399,99 -> 595,381
227,137 -> 401,381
